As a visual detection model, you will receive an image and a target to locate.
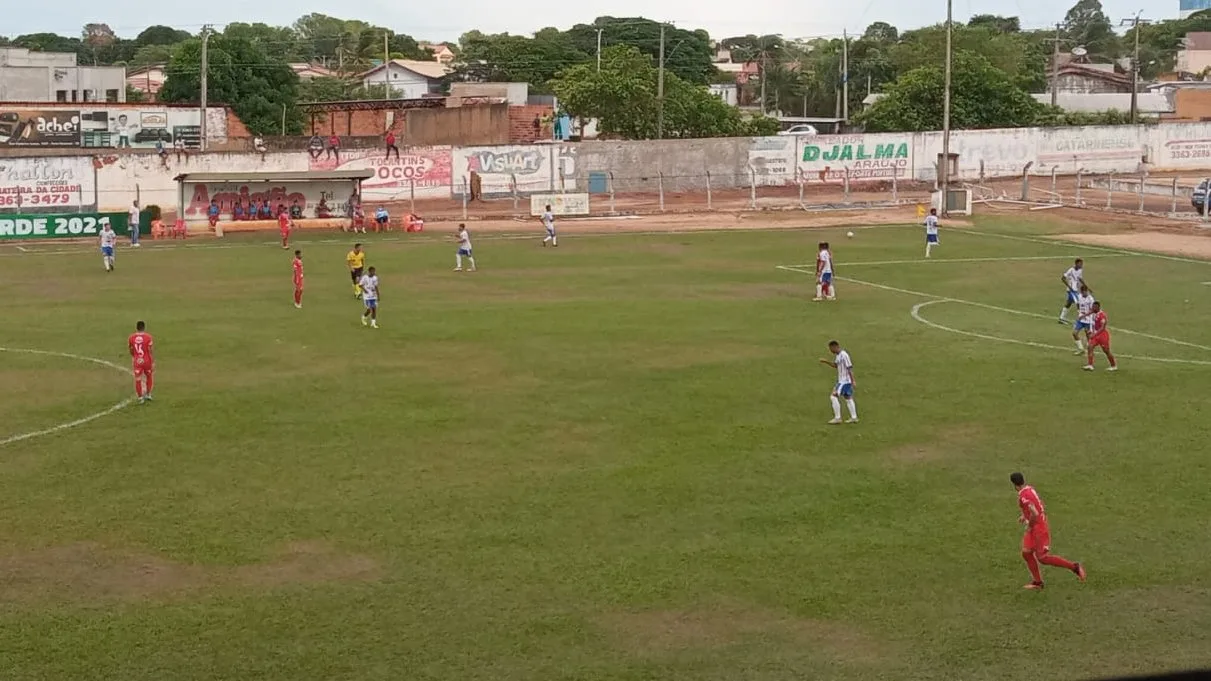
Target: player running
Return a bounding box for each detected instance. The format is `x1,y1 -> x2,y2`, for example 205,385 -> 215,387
292,250 -> 304,308
1083,301 -> 1118,371
1070,284 -> 1096,353
814,242 -> 835,301
99,222 -> 117,272
346,243 -> 366,298
1011,472 -> 1087,590
1058,259 -> 1085,324
128,320 -> 155,404
359,266 -> 380,328
819,340 -> 857,424
541,204 -> 558,247
278,208 -> 292,249
924,208 -> 940,258
454,223 -> 477,272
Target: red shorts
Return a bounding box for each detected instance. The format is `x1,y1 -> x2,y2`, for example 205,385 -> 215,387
1022,523 -> 1051,554
209,215 -> 218,227
133,361 -> 153,377
1089,332 -> 1110,349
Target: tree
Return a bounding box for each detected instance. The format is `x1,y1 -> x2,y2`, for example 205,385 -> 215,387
222,22 -> 300,61
968,15 -> 1021,33
857,51 -> 1045,132
160,35 -> 303,135
891,24 -> 1046,91
130,44 -> 173,68
125,84 -> 148,103
452,30 -> 587,93
566,17 -> 716,84
862,22 -> 899,43
1063,0 -> 1119,58
551,44 -> 775,139
135,25 -> 192,47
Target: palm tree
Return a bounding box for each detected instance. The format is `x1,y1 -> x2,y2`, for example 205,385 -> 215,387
724,34 -> 785,113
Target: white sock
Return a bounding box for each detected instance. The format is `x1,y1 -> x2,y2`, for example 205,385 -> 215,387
830,395 -> 842,420
828,283 -> 836,298
552,236 -> 557,246
456,253 -> 462,268
468,257 -> 476,269
1059,308 -> 1068,320
543,235 -> 551,243
1074,339 -> 1083,350
816,284 -> 823,298
926,244 -> 933,257
846,399 -> 857,420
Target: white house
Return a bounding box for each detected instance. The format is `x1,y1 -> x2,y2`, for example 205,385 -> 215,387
358,59 -> 450,99
0,47 -> 126,103
709,83 -> 739,107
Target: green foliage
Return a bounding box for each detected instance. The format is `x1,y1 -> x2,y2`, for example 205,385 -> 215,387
968,15 -> 1021,33
1063,0 -> 1119,59
160,35 -> 304,136
857,51 -> 1045,132
124,84 -> 148,103
552,45 -> 768,140
129,44 -> 173,68
453,29 -> 587,93
134,25 -> 192,47
566,18 -> 716,84
1034,106 -> 1145,126
298,77 -> 395,103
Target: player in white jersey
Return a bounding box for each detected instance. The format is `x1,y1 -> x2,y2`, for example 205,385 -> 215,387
541,205 -> 558,247
359,266 -> 380,328
99,223 -> 117,272
1058,258 -> 1085,323
814,241 -> 835,301
924,208 -> 940,258
1070,284 -> 1097,353
819,340 -> 857,424
454,223 -> 477,272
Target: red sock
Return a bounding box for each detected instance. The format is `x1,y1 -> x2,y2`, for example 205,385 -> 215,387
144,372 -> 154,394
1039,554 -> 1076,571
823,283 -> 831,296
294,289 -> 303,305
134,377 -> 144,398
1022,551 -> 1042,583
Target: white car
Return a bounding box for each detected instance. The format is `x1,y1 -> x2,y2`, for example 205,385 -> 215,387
778,124 -> 819,136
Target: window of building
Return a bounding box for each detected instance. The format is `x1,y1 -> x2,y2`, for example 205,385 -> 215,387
56,90 -> 68,102
71,90 -> 78,102
105,89 -> 119,102
82,89 -> 92,102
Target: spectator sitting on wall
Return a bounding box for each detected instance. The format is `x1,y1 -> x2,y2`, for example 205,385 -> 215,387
327,134 -> 341,160
385,130 -> 399,160
374,206 -> 389,232
253,136 -> 267,159
289,199 -> 303,220
208,200 -> 220,228
233,201 -> 245,221
308,135 -> 324,159
174,137 -> 188,162
316,198 -> 332,219
155,140 -> 169,168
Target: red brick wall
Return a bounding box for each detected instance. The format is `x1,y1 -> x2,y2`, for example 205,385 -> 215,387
225,110 -> 251,138
307,110 -> 400,137
509,104 -> 555,143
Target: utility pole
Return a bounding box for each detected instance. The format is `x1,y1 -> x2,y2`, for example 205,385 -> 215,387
596,28 -> 603,72
657,22 -> 666,140
384,31 -> 390,67
940,0 -> 953,215
1121,13 -> 1150,125
841,30 -> 849,124
199,25 -> 212,152
760,52 -> 767,115
1049,24 -> 1062,108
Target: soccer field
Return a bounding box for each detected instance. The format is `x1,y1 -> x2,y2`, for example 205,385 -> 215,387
2,217 -> 1210,681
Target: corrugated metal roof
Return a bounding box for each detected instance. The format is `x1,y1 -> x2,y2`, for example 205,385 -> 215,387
173,171 -> 375,183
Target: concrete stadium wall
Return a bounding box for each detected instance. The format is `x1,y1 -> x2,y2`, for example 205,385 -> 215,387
9,121 -> 1211,219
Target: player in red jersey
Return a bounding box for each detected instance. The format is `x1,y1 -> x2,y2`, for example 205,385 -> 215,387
292,249 -> 304,308
278,208 -> 292,249
1083,301 -> 1118,371
1011,472 -> 1086,590
128,320 -> 155,404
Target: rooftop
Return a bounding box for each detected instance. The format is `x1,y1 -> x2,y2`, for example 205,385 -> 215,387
359,59 -> 451,81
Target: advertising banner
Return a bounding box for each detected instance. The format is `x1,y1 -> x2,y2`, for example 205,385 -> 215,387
455,145 -> 556,195
0,157 -> 96,212
310,147 -> 452,201
182,180 -> 358,223
796,134 -> 913,183
531,193 -> 589,216
0,109 -> 82,147
748,136 -> 796,186
0,211 -> 129,240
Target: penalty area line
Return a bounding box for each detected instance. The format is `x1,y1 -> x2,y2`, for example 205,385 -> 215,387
779,253 -> 1130,269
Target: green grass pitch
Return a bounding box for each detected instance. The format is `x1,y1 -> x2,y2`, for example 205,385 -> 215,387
1,218 -> 1210,681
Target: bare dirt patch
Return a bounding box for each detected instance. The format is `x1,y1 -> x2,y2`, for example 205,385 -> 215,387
601,603 -> 889,665
883,424 -> 986,464
0,540 -> 381,605
1055,232 -> 1211,260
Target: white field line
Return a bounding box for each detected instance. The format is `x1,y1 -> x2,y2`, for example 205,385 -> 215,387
780,254 -> 1129,269
777,265 -> 1211,363
962,229 -> 1211,267
0,347 -> 134,447
911,300 -> 1211,367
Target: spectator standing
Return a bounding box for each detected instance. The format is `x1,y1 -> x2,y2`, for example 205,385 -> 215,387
385,130 -> 399,159
128,200 -> 142,247
173,136 -> 188,162
155,140 -> 169,168
327,134 -> 341,161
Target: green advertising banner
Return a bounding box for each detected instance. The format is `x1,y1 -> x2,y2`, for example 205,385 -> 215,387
0,212 -> 137,240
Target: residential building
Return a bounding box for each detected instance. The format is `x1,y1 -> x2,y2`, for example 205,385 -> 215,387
1181,0 -> 1211,19
449,82 -> 529,105
1047,60 -> 1133,95
358,59 -> 450,99
0,47 -> 126,103
709,83 -> 739,107
716,61 -> 760,85
418,43 -> 456,64
1177,33 -> 1211,75
126,64 -> 166,100
290,63 -> 336,80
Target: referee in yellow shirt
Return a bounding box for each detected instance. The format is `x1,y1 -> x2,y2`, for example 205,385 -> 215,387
346,243 -> 366,298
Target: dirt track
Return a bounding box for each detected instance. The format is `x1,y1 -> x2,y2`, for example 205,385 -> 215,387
1057,232 -> 1211,259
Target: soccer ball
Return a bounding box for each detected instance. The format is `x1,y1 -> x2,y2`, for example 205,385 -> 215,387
846,231 -> 855,238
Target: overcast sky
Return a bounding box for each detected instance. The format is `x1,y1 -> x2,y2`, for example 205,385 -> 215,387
6,0 -> 1172,41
